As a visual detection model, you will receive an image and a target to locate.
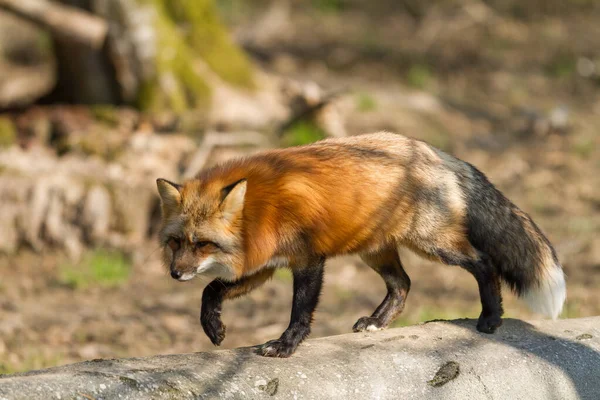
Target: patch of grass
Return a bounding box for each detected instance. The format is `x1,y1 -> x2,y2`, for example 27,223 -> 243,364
355,92 -> 377,112
59,249 -> 132,289
274,268 -> 293,283
0,353 -> 63,375
562,299 -> 583,319
571,136 -> 595,159
312,0 -> 345,13
406,63 -> 433,89
282,120 -> 327,146
546,53 -> 577,79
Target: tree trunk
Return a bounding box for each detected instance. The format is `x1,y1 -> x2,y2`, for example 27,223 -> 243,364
0,0 -> 256,110
50,0 -> 255,111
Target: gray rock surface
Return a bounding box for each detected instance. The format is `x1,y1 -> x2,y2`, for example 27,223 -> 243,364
0,317 -> 599,399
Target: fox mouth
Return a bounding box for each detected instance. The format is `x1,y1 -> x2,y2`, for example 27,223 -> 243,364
170,269 -> 196,281
177,273 -> 196,281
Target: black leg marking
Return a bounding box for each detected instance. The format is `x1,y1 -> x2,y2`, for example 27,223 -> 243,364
354,251 -> 411,332
201,269 -> 275,346
200,280 -> 230,346
459,254 -> 504,334
258,257 -> 325,358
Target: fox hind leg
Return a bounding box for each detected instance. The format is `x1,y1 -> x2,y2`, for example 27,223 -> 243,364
461,254 -> 503,333
436,247 -> 504,334
353,247 -> 411,332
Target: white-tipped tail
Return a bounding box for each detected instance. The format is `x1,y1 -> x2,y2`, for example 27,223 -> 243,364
522,263 -> 566,319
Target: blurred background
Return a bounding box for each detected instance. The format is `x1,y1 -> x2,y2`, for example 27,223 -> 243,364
0,0 -> 599,374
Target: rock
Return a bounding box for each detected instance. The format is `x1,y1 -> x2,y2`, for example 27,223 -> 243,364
427,361 -> 460,387
111,182 -> 154,244
23,179 -> 50,251
0,317 -> 598,400
82,185 -> 112,243
0,202 -> 19,254
0,125 -> 203,257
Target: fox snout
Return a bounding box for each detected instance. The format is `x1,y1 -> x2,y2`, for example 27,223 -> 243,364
170,269 -> 183,280
169,264 -> 196,282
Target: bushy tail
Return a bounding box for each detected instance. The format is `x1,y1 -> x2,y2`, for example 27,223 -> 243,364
460,163 -> 567,319
521,260 -> 566,319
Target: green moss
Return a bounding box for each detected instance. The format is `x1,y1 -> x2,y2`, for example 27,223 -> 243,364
427,361 -> 460,387
576,333 -> 593,340
282,120 -> 327,147
35,31 -> 54,57
58,249 -> 132,289
0,117 -> 17,148
137,1 -> 212,112
163,0 -> 255,88
136,0 -> 255,112
258,378 -> 279,396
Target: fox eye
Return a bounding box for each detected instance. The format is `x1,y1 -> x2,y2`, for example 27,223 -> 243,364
167,237 -> 180,251
194,241 -> 213,250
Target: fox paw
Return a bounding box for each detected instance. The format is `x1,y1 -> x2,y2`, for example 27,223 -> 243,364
257,339 -> 298,358
353,316 -> 385,332
476,314 -> 502,334
201,314 -> 226,346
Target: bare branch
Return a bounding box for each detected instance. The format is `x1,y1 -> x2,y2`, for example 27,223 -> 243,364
0,0 -> 108,48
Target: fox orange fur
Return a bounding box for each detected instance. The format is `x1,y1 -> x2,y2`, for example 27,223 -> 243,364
157,132 -> 566,357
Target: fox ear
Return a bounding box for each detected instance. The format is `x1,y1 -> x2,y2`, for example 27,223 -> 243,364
156,178 -> 182,218
220,179 -> 247,222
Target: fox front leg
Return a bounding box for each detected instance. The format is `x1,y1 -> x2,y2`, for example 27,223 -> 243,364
201,269 -> 275,345
258,256 -> 325,358
200,280 -> 228,345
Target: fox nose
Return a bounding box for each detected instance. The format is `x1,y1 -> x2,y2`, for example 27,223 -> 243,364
171,270 -> 183,280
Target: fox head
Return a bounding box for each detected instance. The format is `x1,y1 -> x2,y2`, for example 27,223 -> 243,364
156,178 -> 247,282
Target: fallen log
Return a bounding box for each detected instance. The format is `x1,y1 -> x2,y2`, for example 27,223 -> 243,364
0,317 -> 598,399
0,0 -> 108,48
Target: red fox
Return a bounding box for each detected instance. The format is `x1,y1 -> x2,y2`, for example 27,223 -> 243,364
156,131 -> 566,357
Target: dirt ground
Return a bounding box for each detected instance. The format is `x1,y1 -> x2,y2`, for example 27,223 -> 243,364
1,0 -> 600,374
